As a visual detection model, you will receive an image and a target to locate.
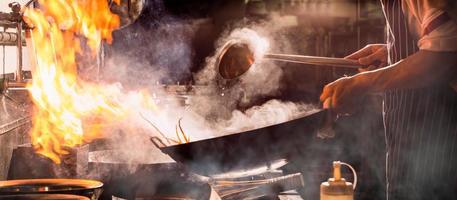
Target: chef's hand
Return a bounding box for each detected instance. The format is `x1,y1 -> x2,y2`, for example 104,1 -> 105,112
320,76 -> 367,115
345,44 -> 388,72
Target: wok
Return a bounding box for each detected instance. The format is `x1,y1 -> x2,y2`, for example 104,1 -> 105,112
151,109 -> 327,176
0,179 -> 103,200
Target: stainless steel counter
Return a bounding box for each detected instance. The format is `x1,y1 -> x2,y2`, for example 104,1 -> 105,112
0,92 -> 30,180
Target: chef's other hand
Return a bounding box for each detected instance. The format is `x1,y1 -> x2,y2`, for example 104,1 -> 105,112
345,44 -> 388,72
320,76 -> 367,115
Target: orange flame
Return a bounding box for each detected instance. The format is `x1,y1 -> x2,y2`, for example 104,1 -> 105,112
23,0 -> 128,164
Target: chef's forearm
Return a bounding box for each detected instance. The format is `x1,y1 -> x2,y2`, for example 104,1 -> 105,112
352,50 -> 457,93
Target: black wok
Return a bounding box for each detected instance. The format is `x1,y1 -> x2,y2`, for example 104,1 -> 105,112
0,179 -> 103,199
151,109 -> 327,176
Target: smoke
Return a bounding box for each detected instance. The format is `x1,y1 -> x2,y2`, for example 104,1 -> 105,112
194,28 -> 270,85
101,13 -> 197,88
213,99 -> 318,134
70,5 -> 326,188
89,11 -> 313,140
193,22 -> 295,115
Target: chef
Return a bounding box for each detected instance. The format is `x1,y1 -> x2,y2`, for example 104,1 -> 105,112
320,0 -> 457,199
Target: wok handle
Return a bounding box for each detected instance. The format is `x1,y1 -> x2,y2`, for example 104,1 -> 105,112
317,103 -> 336,139
150,136 -> 167,148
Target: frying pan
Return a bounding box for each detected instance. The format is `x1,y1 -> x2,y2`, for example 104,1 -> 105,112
151,109 -> 327,176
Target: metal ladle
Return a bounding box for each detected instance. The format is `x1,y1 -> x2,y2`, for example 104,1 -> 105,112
216,41 -> 364,79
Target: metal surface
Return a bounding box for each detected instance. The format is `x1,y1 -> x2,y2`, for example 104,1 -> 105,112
263,54 -> 362,68
212,173 -> 304,200
151,109 -> 327,176
0,116 -> 30,136
0,194 -> 89,200
0,21 -> 17,29
0,7 -> 20,23
0,179 -> 103,199
110,0 -> 145,29
0,2 -> 26,90
217,42 -> 254,79
5,81 -> 28,90
0,13 -> 13,22
0,94 -> 28,180
74,138 -> 210,199
0,131 -> 15,181
16,21 -> 23,83
82,160 -> 210,199
216,41 -> 363,79
0,32 -> 18,44
210,159 -> 288,179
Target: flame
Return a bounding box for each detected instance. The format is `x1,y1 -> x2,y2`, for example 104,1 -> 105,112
175,118 -> 190,144
23,0 -> 191,164
23,0 -> 132,164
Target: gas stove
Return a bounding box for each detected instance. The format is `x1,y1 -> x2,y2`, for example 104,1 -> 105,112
6,138 -> 307,200
81,139 -> 306,200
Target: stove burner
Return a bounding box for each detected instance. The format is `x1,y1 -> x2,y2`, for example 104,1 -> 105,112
73,139 -> 306,200
211,172 -> 304,200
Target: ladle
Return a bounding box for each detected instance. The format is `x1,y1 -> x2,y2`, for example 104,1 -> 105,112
216,41 -> 364,79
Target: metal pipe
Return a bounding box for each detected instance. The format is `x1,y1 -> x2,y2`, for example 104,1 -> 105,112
0,21 -> 17,29
5,81 -> 27,89
16,21 -> 22,82
0,12 -> 12,21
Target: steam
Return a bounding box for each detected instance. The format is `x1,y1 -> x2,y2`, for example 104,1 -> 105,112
194,27 -> 286,107
216,99 -> 318,134
194,28 -> 270,85
71,8 -> 321,182
102,17 -> 196,88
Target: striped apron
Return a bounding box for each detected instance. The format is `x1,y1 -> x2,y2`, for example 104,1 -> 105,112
381,0 -> 457,199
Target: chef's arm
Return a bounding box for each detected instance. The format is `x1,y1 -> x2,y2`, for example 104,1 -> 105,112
353,50 -> 457,93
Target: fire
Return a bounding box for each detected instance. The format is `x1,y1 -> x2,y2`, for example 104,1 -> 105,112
23,0 -> 190,164
23,0 -> 130,164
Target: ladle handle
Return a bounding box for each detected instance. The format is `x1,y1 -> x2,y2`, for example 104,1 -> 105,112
264,53 -> 363,69
150,136 -> 167,148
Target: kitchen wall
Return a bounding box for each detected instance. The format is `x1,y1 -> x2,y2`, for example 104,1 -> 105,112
0,0 -> 30,76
